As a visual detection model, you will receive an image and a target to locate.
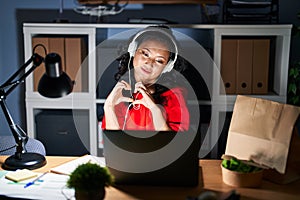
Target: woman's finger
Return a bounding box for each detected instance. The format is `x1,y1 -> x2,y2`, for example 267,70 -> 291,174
132,99 -> 144,107
134,82 -> 146,93
119,97 -> 133,103
136,87 -> 151,98
120,80 -> 131,90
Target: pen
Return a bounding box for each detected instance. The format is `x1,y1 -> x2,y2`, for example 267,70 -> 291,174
24,172 -> 48,188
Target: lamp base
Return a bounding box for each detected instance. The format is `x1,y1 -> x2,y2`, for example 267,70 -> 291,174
2,152 -> 47,170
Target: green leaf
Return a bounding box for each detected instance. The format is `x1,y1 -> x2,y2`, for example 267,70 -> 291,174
222,158 -> 262,173
294,69 -> 300,78
222,159 -> 229,168
290,67 -> 300,79
288,83 -> 297,94
289,68 -> 295,76
292,96 -> 300,105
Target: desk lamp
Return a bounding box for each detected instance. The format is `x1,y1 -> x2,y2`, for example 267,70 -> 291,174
0,46 -> 73,170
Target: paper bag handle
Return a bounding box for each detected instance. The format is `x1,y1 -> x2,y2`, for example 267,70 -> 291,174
249,97 -> 283,120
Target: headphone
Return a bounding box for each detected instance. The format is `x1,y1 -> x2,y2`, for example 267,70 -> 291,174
127,27 -> 178,74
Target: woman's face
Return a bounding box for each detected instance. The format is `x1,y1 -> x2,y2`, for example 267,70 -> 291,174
133,39 -> 170,86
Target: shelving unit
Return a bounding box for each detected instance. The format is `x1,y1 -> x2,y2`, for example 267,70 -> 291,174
23,24 -> 97,155
23,23 -> 292,158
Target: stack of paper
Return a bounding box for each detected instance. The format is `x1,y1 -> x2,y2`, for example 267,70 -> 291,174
50,155 -> 106,175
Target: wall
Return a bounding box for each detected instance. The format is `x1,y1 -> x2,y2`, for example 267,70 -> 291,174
0,0 -> 203,136
0,0 -> 300,137
0,0 -> 142,135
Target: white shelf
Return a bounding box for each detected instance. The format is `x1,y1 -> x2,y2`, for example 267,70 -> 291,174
23,24 -> 97,155
213,25 -> 292,102
23,23 -> 292,158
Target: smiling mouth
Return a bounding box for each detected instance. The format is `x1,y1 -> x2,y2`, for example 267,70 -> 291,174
141,67 -> 152,74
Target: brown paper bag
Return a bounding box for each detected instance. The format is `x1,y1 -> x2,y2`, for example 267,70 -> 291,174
225,95 -> 300,183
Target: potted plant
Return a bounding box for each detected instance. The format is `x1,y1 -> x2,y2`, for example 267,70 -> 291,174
288,12 -> 300,106
221,155 -> 264,188
67,162 -> 114,200
288,61 -> 300,106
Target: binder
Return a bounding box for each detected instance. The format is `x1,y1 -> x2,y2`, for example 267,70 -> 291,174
32,37 -> 49,91
236,39 -> 253,94
252,39 -> 270,94
32,37 -> 87,93
221,39 -> 237,94
65,38 -> 87,92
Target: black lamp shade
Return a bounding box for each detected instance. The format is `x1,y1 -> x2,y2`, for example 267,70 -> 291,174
37,53 -> 74,98
38,72 -> 73,98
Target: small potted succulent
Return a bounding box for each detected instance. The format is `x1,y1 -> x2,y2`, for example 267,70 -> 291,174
67,162 -> 114,200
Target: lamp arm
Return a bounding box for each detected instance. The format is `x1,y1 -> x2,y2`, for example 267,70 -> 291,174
0,53 -> 44,96
0,100 -> 28,159
0,53 -> 43,159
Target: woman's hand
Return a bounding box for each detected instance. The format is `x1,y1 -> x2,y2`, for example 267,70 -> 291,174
104,80 -> 133,108
134,82 -> 171,131
133,82 -> 156,109
103,80 -> 133,130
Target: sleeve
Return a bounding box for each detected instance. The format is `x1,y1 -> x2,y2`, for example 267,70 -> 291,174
101,115 -> 106,130
161,87 -> 190,132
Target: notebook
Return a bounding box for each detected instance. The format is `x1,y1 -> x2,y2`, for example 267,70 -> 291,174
102,129 -> 200,186
5,169 -> 37,182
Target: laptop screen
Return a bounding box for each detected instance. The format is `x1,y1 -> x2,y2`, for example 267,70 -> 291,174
102,129 -> 200,186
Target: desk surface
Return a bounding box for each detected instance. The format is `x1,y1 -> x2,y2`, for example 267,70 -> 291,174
1,156 -> 299,200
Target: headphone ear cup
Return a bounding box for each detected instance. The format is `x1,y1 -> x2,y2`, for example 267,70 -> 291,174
162,60 -> 175,74
128,41 -> 137,57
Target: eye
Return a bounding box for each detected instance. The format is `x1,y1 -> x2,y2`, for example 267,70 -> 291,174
155,58 -> 165,65
140,49 -> 150,58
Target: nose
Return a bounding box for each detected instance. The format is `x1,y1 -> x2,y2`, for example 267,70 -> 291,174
144,57 -> 155,67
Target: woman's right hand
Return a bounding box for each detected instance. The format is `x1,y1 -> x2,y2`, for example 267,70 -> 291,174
104,80 -> 133,108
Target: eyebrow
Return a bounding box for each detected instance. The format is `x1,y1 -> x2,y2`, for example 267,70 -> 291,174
140,48 -> 168,60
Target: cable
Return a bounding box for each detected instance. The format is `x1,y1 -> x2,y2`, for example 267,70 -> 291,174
122,102 -> 133,131
122,51 -> 163,130
122,55 -> 134,130
32,44 -> 47,56
0,145 -> 16,154
127,56 -> 133,96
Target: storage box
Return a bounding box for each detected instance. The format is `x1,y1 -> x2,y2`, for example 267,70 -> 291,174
35,109 -> 90,156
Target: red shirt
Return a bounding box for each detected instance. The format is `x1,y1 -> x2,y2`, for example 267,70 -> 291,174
102,87 -> 190,131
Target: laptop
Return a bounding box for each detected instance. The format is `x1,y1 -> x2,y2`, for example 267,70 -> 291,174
102,129 -> 200,186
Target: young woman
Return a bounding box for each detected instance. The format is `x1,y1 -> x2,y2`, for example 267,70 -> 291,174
102,26 -> 190,131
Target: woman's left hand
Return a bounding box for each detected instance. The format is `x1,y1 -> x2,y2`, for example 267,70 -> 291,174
133,82 -> 157,110
134,82 -> 170,131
